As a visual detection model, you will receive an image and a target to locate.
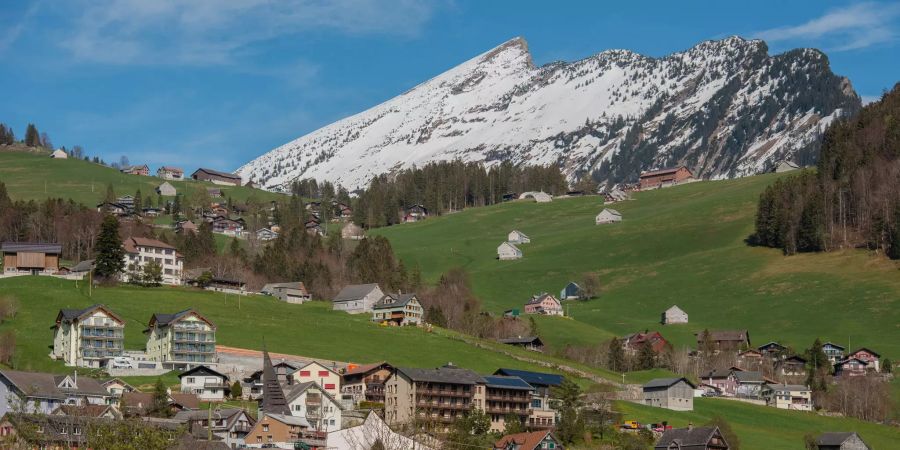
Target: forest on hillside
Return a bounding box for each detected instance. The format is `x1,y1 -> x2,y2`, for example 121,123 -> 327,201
751,83 -> 900,257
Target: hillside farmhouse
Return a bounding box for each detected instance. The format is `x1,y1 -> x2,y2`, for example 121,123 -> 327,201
402,205 -> 428,222
372,293 -> 423,326
192,168 -> 242,186
662,305 -> 688,324
508,230 -> 530,244
121,164 -> 149,176
623,331 -> 669,354
519,191 -> 552,202
559,281 -> 581,300
816,432 -> 871,450
654,426 -> 729,450
156,166 -> 184,180
762,383 -> 812,411
846,348 -> 881,372
697,330 -> 751,352
595,208 -> 622,224
333,283 -> 384,314
261,282 -> 312,304
639,166 -> 694,190
2,242 -> 61,275
524,293 -> 563,316
497,241 -> 523,260
498,336 -> 544,352
642,377 -> 695,411
156,182 -> 177,196
50,149 -> 68,158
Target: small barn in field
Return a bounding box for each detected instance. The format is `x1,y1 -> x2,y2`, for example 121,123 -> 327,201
497,242 -> 523,260
519,191 -> 552,203
595,208 -> 622,224
661,305 -> 688,324
560,282 -> 581,300
508,230 -> 530,244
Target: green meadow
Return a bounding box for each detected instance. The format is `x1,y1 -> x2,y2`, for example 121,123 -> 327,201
373,174 -> 900,359
0,147 -> 283,206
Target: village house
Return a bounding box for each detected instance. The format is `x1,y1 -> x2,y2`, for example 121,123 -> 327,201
211,217 -> 244,236
518,191 -> 553,203
698,368 -> 737,396
120,391 -> 200,416
0,370 -> 113,416
51,403 -> 122,420
498,336 -> 545,352
775,355 -> 808,377
498,241 -> 523,260
120,164 -> 150,176
173,408 -> 255,448
732,370 -> 768,398
494,368 -> 562,429
737,349 -> 765,370
822,342 -> 846,364
758,341 -> 788,359
178,365 -> 229,402
328,410 -> 434,450
50,149 -> 68,158
142,207 -> 162,217
121,236 -> 184,285
494,429 -> 562,450
384,364 -> 485,429
341,222 -> 365,240
175,220 -> 198,235
559,282 -> 581,300
335,202 -> 353,220
244,413 -> 309,448
483,375 -> 534,432
97,201 -> 130,216
261,282 -> 312,304
622,331 -> 670,355
524,293 -> 563,316
402,204 -> 429,222
697,330 -> 751,352
155,181 -> 177,196
846,348 -> 881,372
661,305 -> 688,324
144,309 -> 217,370
595,208 -> 622,224
642,377 -> 696,411
1,242 -> 61,275
332,283 -> 385,314
284,381 -> 344,432
372,293 -> 424,326
833,358 -> 870,377
763,383 -> 812,411
51,304 -> 125,368
256,227 -> 279,241
639,166 -> 694,190
290,361 -> 342,399
654,425 -> 730,450
508,230 -> 531,244
102,378 -> 135,398
305,219 -> 324,236
816,432 -> 871,450
156,166 -> 184,180
191,168 -> 242,186
341,362 -> 393,406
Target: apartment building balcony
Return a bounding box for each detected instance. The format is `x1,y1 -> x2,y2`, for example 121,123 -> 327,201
173,333 -> 216,343
81,349 -> 124,359
416,387 -> 473,397
486,392 -> 531,402
232,423 -> 253,433
486,406 -> 532,416
171,354 -> 216,363
415,400 -> 470,410
80,328 -> 124,338
172,344 -> 216,353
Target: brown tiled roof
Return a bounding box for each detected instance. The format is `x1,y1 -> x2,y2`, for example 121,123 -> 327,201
170,393 -> 200,409
344,361 -> 390,376
640,167 -> 684,178
123,236 -> 177,253
494,430 -> 552,450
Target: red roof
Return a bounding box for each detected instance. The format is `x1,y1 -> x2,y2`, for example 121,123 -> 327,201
344,361 -> 391,376
494,430 -> 553,450
639,166 -> 687,178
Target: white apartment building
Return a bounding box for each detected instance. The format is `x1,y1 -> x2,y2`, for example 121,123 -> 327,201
178,365 -> 229,402
290,361 -> 341,399
145,309 -> 216,370
51,305 -> 125,368
122,237 -> 184,285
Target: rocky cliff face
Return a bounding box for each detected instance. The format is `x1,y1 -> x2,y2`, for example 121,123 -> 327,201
237,36 -> 860,191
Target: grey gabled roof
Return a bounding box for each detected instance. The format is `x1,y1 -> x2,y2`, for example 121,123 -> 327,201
373,293 -> 417,309
1,242 -> 62,253
178,365 -> 228,381
333,284 -> 381,303
766,383 -> 808,392
396,365 -> 486,385
70,259 -> 95,272
482,376 -> 534,391
0,370 -> 111,399
817,432 -> 865,446
498,336 -> 543,346
56,304 -> 123,326
283,381 -> 343,410
732,371 -> 766,383
654,426 -> 722,449
643,377 -> 696,390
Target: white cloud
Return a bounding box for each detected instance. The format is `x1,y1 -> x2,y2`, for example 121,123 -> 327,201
58,0 -> 440,66
753,2 -> 900,51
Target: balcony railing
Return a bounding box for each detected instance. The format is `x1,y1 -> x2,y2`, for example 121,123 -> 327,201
486,407 -> 532,415
416,387 -> 472,397
416,400 -> 470,410
486,393 -> 531,401
232,423 -> 252,433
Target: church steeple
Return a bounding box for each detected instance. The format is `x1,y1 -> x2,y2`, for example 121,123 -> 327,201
260,345 -> 291,415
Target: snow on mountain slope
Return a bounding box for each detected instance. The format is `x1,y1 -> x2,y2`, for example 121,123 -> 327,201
237,36 -> 860,191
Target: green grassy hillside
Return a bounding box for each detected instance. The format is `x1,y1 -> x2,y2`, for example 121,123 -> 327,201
0,147 -> 282,205
373,174 -> 900,359
617,398 -> 899,448
0,276 -> 606,380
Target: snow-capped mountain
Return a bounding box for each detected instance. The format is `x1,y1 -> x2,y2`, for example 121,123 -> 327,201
237,36 -> 860,191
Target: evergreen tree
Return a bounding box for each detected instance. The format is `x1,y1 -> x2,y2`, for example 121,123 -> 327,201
607,337 -> 626,372
229,237 -> 246,260
230,381 -> 243,399
805,338 -> 830,405
0,182 -> 11,211
142,261 -> 163,287
636,341 -> 656,370
133,189 -> 143,215
24,123 -> 40,147
528,316 -> 540,338
93,215 -> 125,281
882,358 -> 892,374
553,378 -> 584,444
150,378 -> 171,418
503,413 -> 524,434
104,183 -> 116,203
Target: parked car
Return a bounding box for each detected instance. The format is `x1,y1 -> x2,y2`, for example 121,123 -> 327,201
110,356 -> 133,369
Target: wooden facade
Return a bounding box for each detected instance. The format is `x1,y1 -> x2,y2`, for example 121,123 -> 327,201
2,242 -> 62,274
639,166 -> 693,190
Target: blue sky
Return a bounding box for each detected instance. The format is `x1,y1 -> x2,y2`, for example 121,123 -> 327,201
1,1 -> 898,173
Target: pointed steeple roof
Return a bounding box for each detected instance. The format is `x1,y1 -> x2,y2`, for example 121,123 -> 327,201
260,346 -> 291,415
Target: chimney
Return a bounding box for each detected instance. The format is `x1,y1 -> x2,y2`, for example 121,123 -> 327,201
73,371 -> 78,388
687,422 -> 693,431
